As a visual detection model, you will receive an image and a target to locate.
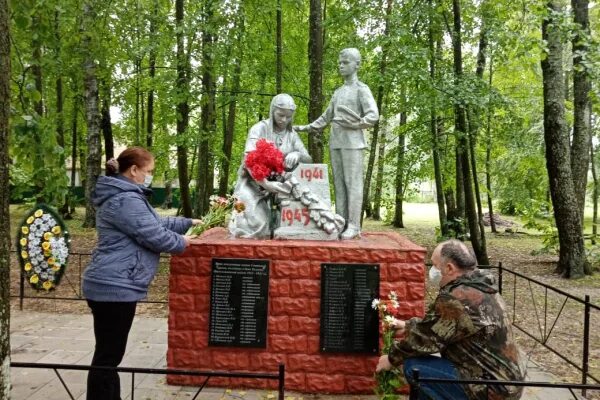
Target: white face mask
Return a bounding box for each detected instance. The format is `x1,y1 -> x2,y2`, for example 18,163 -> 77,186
143,174 -> 153,187
429,265 -> 443,286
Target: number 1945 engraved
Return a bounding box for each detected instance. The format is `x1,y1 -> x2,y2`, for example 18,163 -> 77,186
281,207 -> 310,226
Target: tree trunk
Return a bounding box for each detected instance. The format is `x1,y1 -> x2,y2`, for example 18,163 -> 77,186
32,12 -> 44,117
82,0 -> 102,228
276,0 -> 282,93
467,108 -> 487,249
455,148 -> 465,220
485,55 -> 497,233
429,2 -> 447,236
68,92 -> 79,218
146,0 -> 159,149
541,0 -> 586,278
393,111 -> 407,228
469,24 -> 489,243
195,0 -> 217,217
175,0 -> 192,218
452,0 -> 488,264
445,188 -> 457,223
55,10 -> 70,217
162,178 -> 173,209
135,57 -> 141,145
219,11 -> 245,197
0,0 -> 11,394
100,88 -> 114,160
363,0 -> 392,221
373,114 -> 387,220
571,0 -> 591,227
591,143 -> 597,244
55,11 -> 64,149
308,0 -> 324,163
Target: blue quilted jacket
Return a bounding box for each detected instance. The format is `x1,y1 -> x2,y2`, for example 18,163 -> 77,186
82,175 -> 192,302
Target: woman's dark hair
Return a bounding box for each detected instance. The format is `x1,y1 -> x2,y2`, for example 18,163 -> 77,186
105,147 -> 154,177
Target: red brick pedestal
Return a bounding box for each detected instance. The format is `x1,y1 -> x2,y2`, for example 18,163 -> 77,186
167,228 -> 426,394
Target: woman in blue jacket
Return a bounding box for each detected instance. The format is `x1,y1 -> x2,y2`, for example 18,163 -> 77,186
82,147 -> 199,400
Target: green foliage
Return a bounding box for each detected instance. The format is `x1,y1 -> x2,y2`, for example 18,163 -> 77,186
3,0 -> 600,263
10,115 -> 69,206
435,217 -> 468,242
521,203 -> 559,255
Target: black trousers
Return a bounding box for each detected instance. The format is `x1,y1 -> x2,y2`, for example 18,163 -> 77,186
86,300 -> 137,400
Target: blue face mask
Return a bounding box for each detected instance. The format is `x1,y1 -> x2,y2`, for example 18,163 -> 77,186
143,174 -> 153,188
429,265 -> 442,286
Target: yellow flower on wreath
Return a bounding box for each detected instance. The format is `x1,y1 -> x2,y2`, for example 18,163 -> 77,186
42,281 -> 53,291
52,264 -> 60,271
20,238 -> 27,246
43,232 -> 53,241
47,257 -> 56,266
21,250 -> 28,259
21,226 -> 29,235
52,226 -> 61,235
24,263 -> 32,271
34,209 -> 43,218
30,274 -> 39,284
42,241 -> 51,251
26,216 -> 34,224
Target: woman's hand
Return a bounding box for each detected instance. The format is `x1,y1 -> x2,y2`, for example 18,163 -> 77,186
285,152 -> 300,170
183,235 -> 196,247
191,219 -> 202,225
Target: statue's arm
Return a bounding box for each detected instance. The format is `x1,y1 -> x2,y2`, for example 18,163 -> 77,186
296,94 -> 335,133
293,133 -> 313,163
357,86 -> 379,129
284,133 -> 312,170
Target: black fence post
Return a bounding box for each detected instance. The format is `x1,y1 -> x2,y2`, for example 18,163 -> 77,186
583,295 -> 590,397
409,369 -> 420,400
498,262 -> 503,295
278,363 -> 285,400
19,257 -> 24,310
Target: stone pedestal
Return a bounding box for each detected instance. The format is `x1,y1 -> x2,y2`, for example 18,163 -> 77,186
167,228 -> 426,394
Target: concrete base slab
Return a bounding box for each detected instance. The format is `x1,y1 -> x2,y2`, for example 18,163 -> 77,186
10,309 -> 593,400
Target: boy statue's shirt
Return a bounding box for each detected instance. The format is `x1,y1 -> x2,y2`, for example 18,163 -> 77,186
307,77 -> 379,149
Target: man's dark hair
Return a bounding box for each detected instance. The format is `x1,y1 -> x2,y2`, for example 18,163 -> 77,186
440,240 -> 477,270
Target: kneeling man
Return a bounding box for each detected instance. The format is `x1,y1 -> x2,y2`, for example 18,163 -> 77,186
376,240 -> 525,400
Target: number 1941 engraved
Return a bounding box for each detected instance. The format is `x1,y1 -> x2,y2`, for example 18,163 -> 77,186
281,207 -> 310,226
300,167 -> 324,181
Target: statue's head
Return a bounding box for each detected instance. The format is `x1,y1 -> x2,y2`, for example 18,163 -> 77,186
338,48 -> 361,77
270,93 -> 296,132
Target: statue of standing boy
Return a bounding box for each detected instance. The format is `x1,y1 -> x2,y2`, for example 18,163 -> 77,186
295,48 -> 379,239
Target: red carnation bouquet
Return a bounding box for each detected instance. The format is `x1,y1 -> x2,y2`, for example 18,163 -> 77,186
245,139 -> 285,181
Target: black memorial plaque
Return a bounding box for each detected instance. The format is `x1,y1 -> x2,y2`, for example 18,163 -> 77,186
209,258 -> 269,348
320,263 -> 379,353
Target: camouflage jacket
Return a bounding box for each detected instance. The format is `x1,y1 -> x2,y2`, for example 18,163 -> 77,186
389,270 -> 526,400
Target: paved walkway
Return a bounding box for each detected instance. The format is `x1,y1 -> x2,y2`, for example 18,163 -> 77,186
9,309 -> 584,400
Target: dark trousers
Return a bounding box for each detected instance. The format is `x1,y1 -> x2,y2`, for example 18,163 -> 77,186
86,300 -> 137,400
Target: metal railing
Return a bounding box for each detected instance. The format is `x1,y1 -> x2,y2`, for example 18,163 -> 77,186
407,368 -> 600,400
10,250 -> 170,308
480,263 -> 600,396
11,362 -> 285,400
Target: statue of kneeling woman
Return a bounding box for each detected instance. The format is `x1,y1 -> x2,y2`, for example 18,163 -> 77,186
229,94 -> 312,239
